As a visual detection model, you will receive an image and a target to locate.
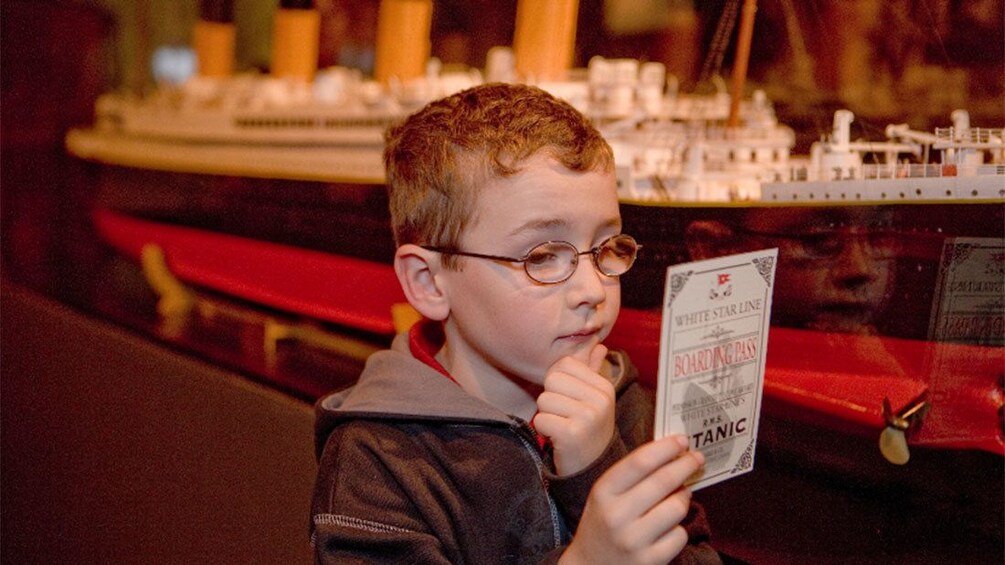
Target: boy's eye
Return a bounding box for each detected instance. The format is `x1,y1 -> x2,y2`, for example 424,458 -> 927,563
525,246 -> 564,266
604,237 -> 636,259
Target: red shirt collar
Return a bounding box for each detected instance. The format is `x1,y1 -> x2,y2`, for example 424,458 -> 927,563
408,319 -> 457,384
407,319 -> 548,450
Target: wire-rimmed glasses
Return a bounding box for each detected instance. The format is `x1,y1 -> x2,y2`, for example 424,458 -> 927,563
421,234 -> 641,284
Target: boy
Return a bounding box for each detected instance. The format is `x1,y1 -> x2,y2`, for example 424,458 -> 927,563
312,83 -> 719,564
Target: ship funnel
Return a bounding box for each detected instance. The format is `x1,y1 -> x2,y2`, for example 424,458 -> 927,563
513,0 -> 579,81
951,109 -> 970,140
950,109 -> 981,166
194,0 -> 235,77
374,0 -> 433,86
818,109 -> 861,180
271,0 -> 320,81
831,109 -> 854,152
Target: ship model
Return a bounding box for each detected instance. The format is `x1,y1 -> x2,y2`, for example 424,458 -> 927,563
66,0 -> 1002,466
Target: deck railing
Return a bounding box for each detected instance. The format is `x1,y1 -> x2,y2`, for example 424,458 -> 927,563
786,162 -> 1005,182
934,127 -> 1005,145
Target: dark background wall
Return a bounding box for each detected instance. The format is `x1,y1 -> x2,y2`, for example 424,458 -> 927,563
1,285 -> 317,563
1,4 -> 318,561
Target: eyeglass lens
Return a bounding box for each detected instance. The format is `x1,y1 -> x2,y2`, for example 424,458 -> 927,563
524,235 -> 638,283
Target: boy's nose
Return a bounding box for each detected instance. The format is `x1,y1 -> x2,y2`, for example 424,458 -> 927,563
566,255 -> 608,306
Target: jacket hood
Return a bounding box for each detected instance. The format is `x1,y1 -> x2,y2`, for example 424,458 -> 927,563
314,330 -> 636,458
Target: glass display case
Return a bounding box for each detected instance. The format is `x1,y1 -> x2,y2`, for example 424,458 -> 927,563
4,0 -> 1002,562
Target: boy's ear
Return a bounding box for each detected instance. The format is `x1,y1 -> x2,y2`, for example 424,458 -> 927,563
394,244 -> 450,321
685,220 -> 739,260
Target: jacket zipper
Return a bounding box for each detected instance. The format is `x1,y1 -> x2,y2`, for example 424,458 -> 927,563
512,418 -> 564,548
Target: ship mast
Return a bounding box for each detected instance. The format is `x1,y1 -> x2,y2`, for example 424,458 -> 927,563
727,0 -> 757,128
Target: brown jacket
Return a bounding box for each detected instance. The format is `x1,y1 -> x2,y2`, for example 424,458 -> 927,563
311,327 -> 721,564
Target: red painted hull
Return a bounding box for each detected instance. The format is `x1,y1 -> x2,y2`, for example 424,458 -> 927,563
95,208 -> 1003,454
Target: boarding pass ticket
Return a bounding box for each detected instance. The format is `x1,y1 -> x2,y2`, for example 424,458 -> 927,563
655,248 -> 778,490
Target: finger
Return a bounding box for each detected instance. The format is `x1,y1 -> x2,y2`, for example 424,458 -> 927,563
588,343 -> 608,373
535,389 -> 611,443
617,447 -> 703,514
535,390 -> 582,420
544,360 -> 613,398
644,524 -> 690,565
631,488 -> 693,549
531,412 -> 567,438
596,436 -> 694,495
542,373 -> 613,411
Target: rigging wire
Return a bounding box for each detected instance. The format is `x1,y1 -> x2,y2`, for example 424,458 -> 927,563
918,0 -> 951,65
697,0 -> 741,87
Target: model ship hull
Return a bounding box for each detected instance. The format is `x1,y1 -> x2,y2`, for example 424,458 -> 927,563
90,195 -> 1000,458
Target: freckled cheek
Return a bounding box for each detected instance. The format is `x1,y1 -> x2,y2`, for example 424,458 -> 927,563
603,283 -> 622,316
488,298 -> 552,337
500,324 -> 561,380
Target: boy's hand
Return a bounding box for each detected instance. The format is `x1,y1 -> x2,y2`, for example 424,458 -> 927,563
534,344 -> 614,476
561,436 -> 705,565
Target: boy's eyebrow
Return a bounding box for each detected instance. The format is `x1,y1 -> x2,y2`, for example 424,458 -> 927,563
507,217 -> 567,237
507,216 -> 622,238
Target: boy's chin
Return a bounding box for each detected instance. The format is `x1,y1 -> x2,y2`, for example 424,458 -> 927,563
555,340 -> 601,365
